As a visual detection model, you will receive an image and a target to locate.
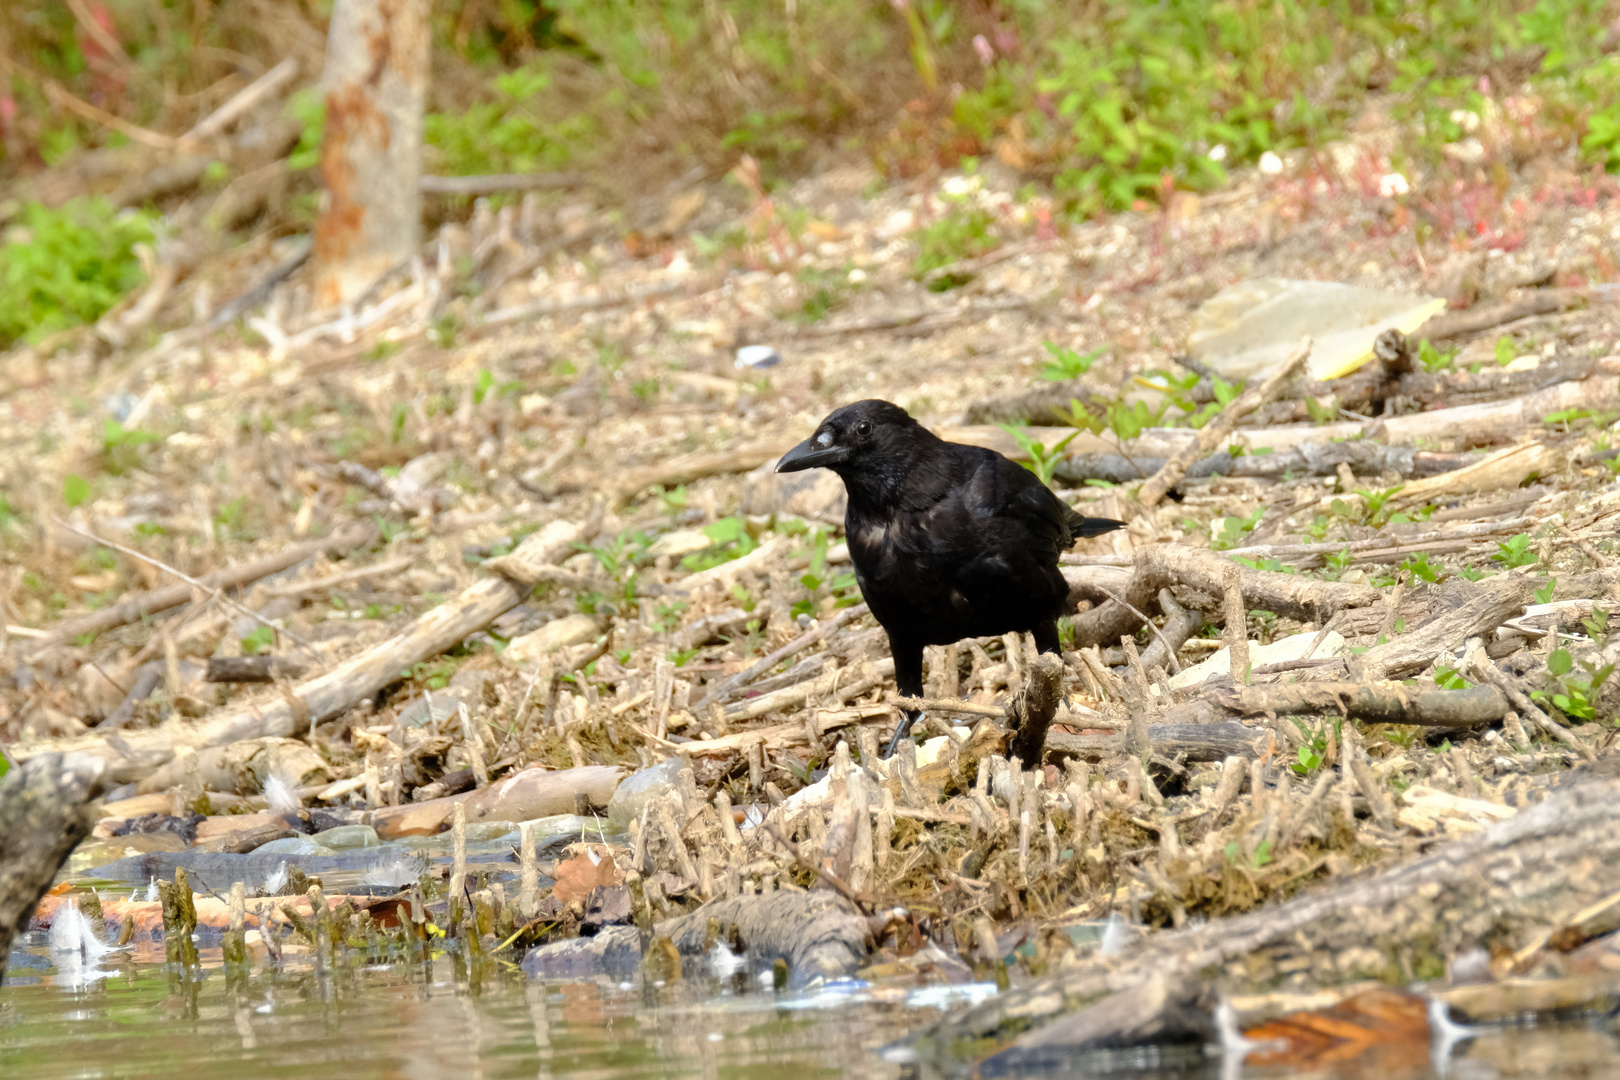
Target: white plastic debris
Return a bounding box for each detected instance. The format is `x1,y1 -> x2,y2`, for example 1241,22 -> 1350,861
735,344 -> 782,370
1188,278 -> 1445,382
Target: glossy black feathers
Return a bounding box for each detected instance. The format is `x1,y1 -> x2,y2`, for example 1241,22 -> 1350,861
777,399 -> 1125,753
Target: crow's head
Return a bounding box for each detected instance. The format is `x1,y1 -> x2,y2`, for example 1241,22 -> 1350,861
776,400 -> 923,484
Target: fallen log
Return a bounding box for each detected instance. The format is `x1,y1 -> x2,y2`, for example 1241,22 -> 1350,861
521,888 -> 874,988
1374,369 -> 1620,446
10,521 -> 580,784
907,771 -> 1620,1072
0,753 -> 107,979
1205,681 -> 1511,727
1045,722 -> 1265,764
1055,442 -> 1469,486
205,655 -> 313,683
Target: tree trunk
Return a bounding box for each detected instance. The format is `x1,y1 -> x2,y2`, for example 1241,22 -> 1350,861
0,754 -> 107,979
312,0 -> 429,308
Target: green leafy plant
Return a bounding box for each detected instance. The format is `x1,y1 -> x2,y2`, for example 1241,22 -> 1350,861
1416,339 -> 1457,374
1534,577 -> 1558,604
1231,555 -> 1292,573
680,517 -> 759,573
1434,666 -> 1472,690
1152,369 -> 1240,429
1534,646 -> 1614,724
240,625 -> 277,656
1000,425 -> 1079,486
1040,342 -> 1105,382
0,198 -> 158,347
1492,534 -> 1539,569
424,62 -> 590,178
99,420 -> 161,476
1290,716 -> 1340,777
1582,606 -> 1611,646
62,474 -> 93,508
1211,507 -> 1265,551
1494,336 -> 1517,367
1398,551 -> 1444,584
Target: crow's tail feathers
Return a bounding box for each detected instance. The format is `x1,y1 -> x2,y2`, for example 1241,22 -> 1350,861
1060,504 -> 1127,539
1073,516 -> 1127,538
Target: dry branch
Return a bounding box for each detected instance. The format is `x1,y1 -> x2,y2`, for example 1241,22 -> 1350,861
1352,573 -> 1530,680
23,523 -> 375,655
910,773 -> 1620,1069
1205,681 -> 1511,726
1137,338 -> 1312,508
184,57 -> 300,141
1419,288 -> 1589,340
1044,722 -> 1265,763
12,523 -> 581,782
1069,543 -> 1380,648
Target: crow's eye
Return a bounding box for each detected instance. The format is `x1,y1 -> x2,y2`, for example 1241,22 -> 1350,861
855,420 -> 873,437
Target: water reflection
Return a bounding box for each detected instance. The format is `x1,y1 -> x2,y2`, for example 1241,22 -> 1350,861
1,947 -> 1618,1080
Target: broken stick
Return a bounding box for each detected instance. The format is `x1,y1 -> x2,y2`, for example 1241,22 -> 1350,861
1137,337 -> 1312,508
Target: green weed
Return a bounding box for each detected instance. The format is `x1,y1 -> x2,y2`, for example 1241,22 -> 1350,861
61,474 -> 93,508
0,198 -> 157,347
1211,507 -> 1264,551
1492,533 -> 1539,569
1000,425 -> 1078,486
99,420 -> 160,476
1040,342 -> 1105,382
680,517 -> 759,573
1534,646 -> 1614,724
913,205 -> 998,282
240,625 -> 276,656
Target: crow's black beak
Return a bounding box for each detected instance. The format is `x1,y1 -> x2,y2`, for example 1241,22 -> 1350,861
775,435 -> 848,473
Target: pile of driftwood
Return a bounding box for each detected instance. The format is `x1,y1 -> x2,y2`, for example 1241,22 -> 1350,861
3,124 -> 1620,1065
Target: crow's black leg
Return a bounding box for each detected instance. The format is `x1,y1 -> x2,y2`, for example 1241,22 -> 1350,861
884,636 -> 925,758
1032,620 -> 1062,656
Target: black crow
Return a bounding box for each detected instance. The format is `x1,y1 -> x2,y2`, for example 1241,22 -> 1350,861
776,399 -> 1125,756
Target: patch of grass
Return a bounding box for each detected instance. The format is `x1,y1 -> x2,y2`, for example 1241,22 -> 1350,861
425,63 -> 592,179
913,204 -> 997,281
0,198 -> 157,347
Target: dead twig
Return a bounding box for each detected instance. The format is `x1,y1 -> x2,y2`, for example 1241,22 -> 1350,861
51,517 -> 320,655
761,819 -> 870,912
697,603 -> 868,710
1138,337 -> 1312,508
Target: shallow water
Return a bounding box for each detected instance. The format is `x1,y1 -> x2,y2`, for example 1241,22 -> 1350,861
3,945 -> 1620,1079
